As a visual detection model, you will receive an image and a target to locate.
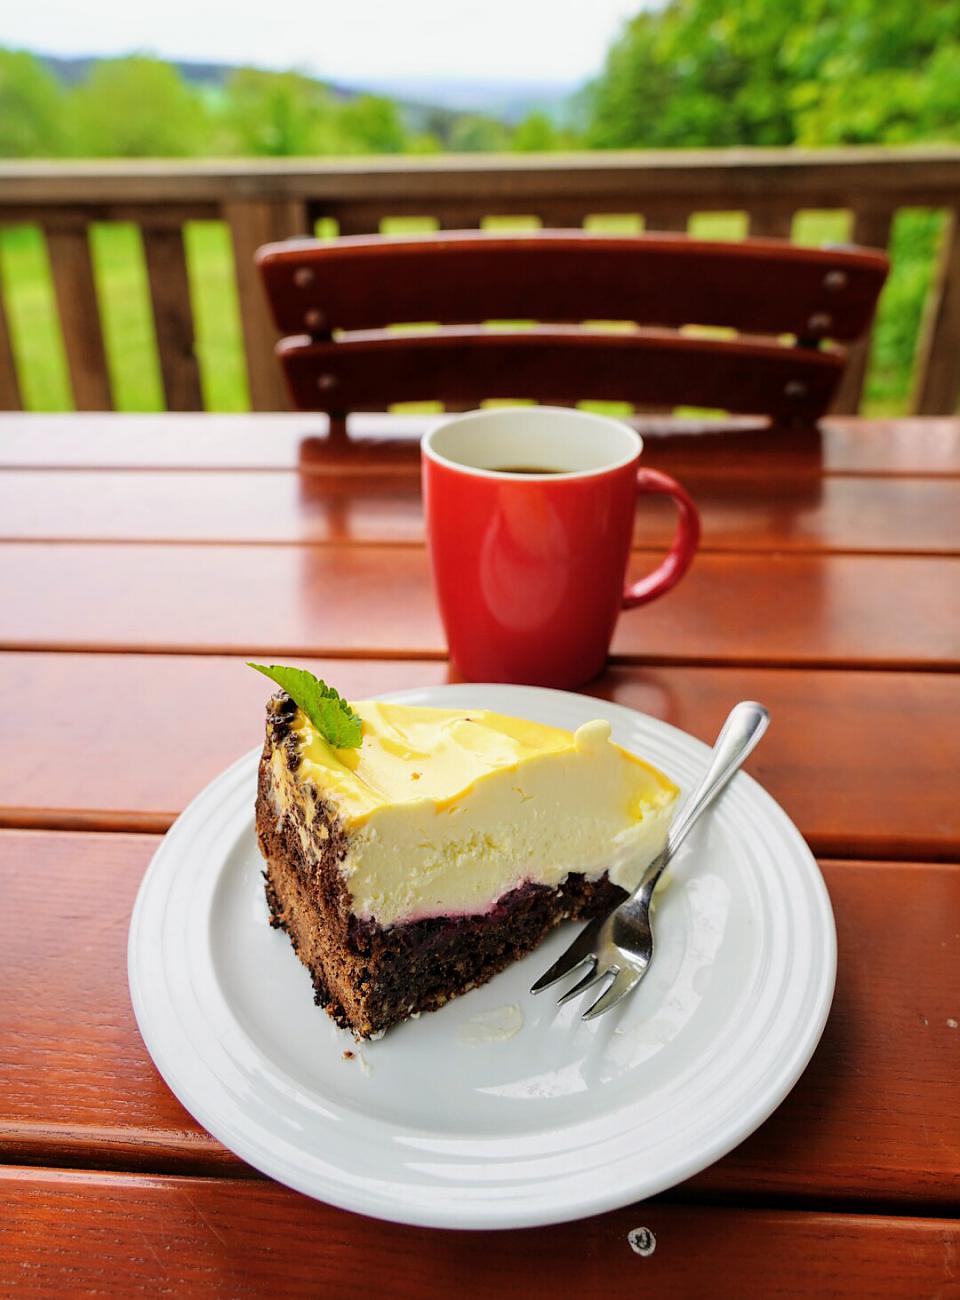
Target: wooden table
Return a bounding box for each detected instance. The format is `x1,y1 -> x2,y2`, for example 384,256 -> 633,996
1,412 -> 958,1298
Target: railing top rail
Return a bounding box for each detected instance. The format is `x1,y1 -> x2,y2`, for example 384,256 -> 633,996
2,145 -> 960,208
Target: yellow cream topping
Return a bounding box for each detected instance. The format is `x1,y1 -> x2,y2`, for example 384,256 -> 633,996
294,702 -> 612,825
283,701 -> 679,927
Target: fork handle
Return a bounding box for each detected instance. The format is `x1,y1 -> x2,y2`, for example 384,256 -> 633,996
634,701 -> 770,906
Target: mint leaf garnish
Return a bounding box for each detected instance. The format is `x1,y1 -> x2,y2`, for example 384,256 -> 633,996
248,663 -> 362,749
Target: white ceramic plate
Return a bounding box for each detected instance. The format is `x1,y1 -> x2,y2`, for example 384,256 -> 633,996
128,684 -> 835,1230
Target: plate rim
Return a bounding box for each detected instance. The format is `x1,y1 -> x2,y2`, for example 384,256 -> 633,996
128,683 -> 837,1229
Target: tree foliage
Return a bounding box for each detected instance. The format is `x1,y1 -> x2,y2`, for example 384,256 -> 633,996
511,111 -> 565,152
69,57 -> 209,156
586,0 -> 960,148
337,95 -> 408,153
0,49 -> 66,156
447,114 -> 512,152
219,68 -> 344,155
3,8 -> 960,162
1,20 -> 955,414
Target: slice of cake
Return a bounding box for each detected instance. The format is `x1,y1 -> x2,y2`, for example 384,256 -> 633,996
253,669 -> 679,1039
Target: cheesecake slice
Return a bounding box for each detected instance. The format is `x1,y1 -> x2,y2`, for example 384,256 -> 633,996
256,693 -> 678,1038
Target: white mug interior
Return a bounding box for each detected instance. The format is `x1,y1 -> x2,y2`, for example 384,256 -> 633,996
422,406 -> 642,480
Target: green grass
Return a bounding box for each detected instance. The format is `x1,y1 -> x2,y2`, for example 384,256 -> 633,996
0,224 -> 71,410
0,219 -> 252,412
0,207 -> 946,416
90,222 -> 163,410
185,222 -> 250,412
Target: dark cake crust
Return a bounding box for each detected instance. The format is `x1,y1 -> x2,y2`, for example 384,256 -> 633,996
256,692 -> 626,1039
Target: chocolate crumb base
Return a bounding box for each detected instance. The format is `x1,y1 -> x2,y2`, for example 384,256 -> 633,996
265,851 -> 625,1040
255,730 -> 626,1039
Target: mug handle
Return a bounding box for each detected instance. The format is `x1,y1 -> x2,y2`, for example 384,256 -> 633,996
622,468 -> 701,609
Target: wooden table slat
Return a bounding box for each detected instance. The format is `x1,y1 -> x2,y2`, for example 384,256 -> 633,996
0,653 -> 957,860
2,468 -> 959,554
1,543 -> 958,671
0,832 -> 958,1207
2,411 -> 959,1280
2,1168 -> 960,1299
2,413 -> 960,476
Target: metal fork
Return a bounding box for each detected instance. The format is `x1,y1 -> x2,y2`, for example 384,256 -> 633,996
531,701 -> 770,1021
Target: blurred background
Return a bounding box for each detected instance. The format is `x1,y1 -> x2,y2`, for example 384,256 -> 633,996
1,0 -> 958,416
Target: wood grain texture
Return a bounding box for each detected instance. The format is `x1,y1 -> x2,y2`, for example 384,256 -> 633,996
0,654 -> 957,860
528,207 -> 590,229
44,225 -> 112,411
141,225 -> 203,411
2,830 -> 959,1203
4,146 -> 960,209
0,832 -> 230,1173
0,654 -> 448,833
913,209 -> 960,416
224,198 -> 310,411
0,543 -> 957,671
645,212 -> 689,232
258,232 -> 885,340
434,214 -> 482,230
3,1167 -> 958,1299
1,413 -> 958,477
747,211 -> 794,239
278,327 -> 844,425
1,468 -> 959,554
817,417 -> 960,474
3,1168 -> 960,1300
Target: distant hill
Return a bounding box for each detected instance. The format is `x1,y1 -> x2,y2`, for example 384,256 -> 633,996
34,52 -> 567,135
359,77 -> 577,124
38,52 -> 357,100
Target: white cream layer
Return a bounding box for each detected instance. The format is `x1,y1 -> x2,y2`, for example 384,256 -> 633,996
278,703 -> 678,929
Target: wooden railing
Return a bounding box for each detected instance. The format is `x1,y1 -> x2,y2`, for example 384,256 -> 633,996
1,146 -> 959,415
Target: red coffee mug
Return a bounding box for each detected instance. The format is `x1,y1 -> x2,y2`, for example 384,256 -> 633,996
422,407 -> 700,688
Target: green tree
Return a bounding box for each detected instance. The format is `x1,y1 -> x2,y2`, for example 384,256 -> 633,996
791,33 -> 960,144
406,132 -> 443,154
586,0 -> 960,149
69,57 -> 209,156
448,114 -> 512,152
221,68 -> 343,155
511,111 -> 564,152
0,49 -> 66,157
338,95 -> 408,153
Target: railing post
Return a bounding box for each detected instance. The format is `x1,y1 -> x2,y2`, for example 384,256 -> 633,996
0,152 -> 956,419
334,213 -> 380,236
646,213 -> 689,232
748,212 -> 794,239
0,285 -> 21,411
912,209 -> 960,415
830,208 -> 894,415
225,199 -> 312,411
45,220 -> 113,411
141,220 -> 204,411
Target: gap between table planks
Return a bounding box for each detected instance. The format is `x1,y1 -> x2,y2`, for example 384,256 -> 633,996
0,830 -> 958,1206
2,469 -> 960,555
2,413 -> 960,477
2,1166 -> 958,1299
1,543 -> 959,671
1,653 -> 957,860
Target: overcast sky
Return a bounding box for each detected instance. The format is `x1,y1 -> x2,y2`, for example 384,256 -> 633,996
2,0 -> 643,85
